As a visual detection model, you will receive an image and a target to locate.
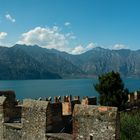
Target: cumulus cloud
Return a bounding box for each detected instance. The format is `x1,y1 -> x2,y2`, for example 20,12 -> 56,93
112,44 -> 127,50
0,32 -> 7,39
71,43 -> 96,54
71,45 -> 84,54
17,26 -> 97,54
17,26 -> 72,51
5,14 -> 16,23
64,22 -> 71,26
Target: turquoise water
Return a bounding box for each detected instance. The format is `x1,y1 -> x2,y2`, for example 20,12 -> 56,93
0,78 -> 140,99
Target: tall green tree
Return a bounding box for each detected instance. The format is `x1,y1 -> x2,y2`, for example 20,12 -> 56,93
94,71 -> 129,110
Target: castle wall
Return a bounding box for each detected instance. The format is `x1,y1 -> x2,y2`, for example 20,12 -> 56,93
51,103 -> 64,132
22,99 -> 50,140
62,95 -> 81,116
0,91 -> 121,140
62,102 -> 72,115
3,123 -> 22,140
73,104 -> 120,140
46,133 -> 72,140
0,96 -> 6,140
81,97 -> 97,105
0,91 -> 17,123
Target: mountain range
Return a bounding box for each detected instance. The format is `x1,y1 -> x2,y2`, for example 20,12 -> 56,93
0,44 -> 140,80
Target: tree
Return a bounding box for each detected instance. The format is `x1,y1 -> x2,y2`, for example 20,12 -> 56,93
94,71 -> 129,110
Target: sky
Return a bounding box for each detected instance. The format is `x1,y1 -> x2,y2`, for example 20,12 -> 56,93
0,0 -> 140,54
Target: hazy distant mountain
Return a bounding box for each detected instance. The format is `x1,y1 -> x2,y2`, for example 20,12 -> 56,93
0,45 -> 61,79
0,44 -> 140,79
49,46 -> 140,77
0,44 -> 83,79
78,47 -> 139,77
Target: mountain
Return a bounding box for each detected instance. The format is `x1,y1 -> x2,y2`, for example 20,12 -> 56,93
50,46 -> 140,77
0,44 -> 83,79
13,44 -> 84,77
0,46 -> 61,79
0,44 -> 140,80
78,47 -> 140,77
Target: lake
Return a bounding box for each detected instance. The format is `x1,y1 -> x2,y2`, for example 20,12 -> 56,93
0,78 -> 140,100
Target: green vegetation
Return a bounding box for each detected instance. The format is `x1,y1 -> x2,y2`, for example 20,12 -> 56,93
94,71 -> 129,110
120,110 -> 140,140
94,71 -> 140,139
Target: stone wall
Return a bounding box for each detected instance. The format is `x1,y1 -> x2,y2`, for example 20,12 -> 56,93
62,95 -> 81,116
128,91 -> 140,103
22,99 -> 50,140
0,91 -> 18,123
81,96 -> 96,105
3,123 -> 22,140
73,104 -> 120,140
0,91 -> 22,140
127,91 -> 140,107
46,133 -> 72,140
0,96 -> 6,140
62,102 -> 72,115
0,91 -> 121,140
51,103 -> 64,132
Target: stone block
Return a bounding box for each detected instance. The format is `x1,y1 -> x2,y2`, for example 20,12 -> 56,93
22,99 -> 50,140
73,104 -> 120,140
62,102 -> 72,116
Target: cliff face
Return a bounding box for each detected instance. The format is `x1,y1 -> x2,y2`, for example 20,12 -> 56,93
77,48 -> 140,77
0,44 -> 140,79
53,47 -> 140,77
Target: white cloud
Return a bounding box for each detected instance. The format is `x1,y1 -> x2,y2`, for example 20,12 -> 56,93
0,32 -> 7,39
17,26 -> 71,51
71,45 -> 85,54
112,44 -> 127,50
17,26 -> 96,54
66,33 -> 76,40
71,43 -> 96,54
64,22 -> 71,26
86,43 -> 96,50
5,14 -> 16,23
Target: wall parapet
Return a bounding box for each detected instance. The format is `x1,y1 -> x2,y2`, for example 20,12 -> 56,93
0,91 -> 121,140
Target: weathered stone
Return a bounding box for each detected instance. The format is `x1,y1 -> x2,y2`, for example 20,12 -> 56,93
22,99 -> 50,140
62,102 -> 72,115
81,96 -> 97,105
0,91 -> 121,140
3,123 -> 22,140
73,104 -> 120,140
51,103 -> 64,132
0,96 -> 6,140
46,133 -> 72,140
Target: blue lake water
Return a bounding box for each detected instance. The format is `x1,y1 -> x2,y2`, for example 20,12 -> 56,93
0,78 -> 140,99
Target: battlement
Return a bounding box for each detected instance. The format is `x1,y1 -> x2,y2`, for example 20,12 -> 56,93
73,105 -> 120,140
128,91 -> 140,102
0,91 -> 120,140
127,91 -> 140,107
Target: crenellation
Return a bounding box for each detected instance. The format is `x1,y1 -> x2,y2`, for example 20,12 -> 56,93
73,105 -> 120,140
81,96 -> 97,105
127,91 -> 140,107
57,96 -> 61,102
51,102 -> 64,132
22,99 -> 50,140
73,96 -> 80,101
54,96 -> 58,103
0,90 -> 122,140
46,97 -> 52,102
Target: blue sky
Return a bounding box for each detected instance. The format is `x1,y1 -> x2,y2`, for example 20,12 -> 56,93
0,0 -> 140,54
